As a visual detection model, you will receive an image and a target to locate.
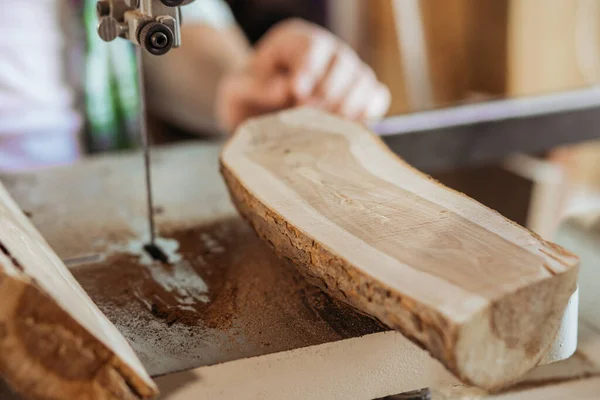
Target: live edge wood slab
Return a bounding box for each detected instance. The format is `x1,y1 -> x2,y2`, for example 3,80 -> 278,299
220,108 -> 580,390
0,184 -> 157,399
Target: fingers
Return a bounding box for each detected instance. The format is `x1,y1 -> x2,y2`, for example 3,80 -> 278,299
292,34 -> 337,100
339,69 -> 378,119
298,42 -> 391,121
363,84 -> 392,120
341,68 -> 391,120
311,44 -> 361,109
222,19 -> 391,132
252,19 -> 338,101
311,62 -> 391,121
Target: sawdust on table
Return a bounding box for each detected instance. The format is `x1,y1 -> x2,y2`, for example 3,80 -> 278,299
72,218 -> 384,376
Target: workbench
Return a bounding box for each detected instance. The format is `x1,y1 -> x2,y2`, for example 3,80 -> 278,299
1,142 -> 599,399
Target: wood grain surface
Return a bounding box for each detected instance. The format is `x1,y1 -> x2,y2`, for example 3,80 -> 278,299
0,183 -> 157,399
220,108 -> 579,390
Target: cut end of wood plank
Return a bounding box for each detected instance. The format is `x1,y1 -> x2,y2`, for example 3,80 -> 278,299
0,183 -> 157,400
454,267 -> 578,389
220,107 -> 579,390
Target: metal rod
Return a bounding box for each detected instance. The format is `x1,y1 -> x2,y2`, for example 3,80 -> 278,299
136,47 -> 157,245
371,87 -> 600,172
372,87 -> 600,137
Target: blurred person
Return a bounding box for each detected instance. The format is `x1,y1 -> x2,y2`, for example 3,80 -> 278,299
0,0 -> 390,171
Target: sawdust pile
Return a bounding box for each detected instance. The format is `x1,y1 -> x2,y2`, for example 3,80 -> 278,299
72,218 -> 384,376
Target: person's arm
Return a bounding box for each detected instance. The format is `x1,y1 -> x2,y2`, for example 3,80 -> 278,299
143,23 -> 249,134
146,1 -> 390,135
216,19 -> 391,132
143,0 -> 248,134
0,1 -> 82,171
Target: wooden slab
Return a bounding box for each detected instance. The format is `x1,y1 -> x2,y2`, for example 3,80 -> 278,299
0,183 -> 157,399
220,108 -> 579,390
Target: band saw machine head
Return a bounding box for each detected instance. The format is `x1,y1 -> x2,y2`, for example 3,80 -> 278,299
94,0 -> 195,256
96,0 -> 194,55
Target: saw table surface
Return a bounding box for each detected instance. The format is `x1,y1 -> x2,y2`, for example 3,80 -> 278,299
0,142 -> 384,378
1,142 -> 599,399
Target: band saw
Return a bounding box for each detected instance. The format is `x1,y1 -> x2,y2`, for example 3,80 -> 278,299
1,1 -> 599,399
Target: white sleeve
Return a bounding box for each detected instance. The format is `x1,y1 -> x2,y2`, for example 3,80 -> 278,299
181,0 -> 236,28
0,1 -> 82,171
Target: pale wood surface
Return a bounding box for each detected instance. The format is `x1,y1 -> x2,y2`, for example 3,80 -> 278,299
0,143 -> 233,261
155,331 -> 462,400
220,108 -> 579,390
486,378 -> 600,400
0,182 -> 157,399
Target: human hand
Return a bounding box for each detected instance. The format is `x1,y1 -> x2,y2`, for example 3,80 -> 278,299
216,19 -> 391,132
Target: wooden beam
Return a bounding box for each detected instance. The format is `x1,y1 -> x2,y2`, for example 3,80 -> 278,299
220,108 -> 579,390
0,183 -> 157,399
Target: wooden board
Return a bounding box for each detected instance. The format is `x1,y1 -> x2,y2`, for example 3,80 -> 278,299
220,108 -> 579,390
0,183 -> 157,399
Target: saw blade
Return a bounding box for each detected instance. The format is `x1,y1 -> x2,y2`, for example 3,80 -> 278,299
136,47 -> 157,246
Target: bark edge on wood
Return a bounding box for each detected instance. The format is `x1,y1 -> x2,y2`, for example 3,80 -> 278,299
220,108 -> 579,390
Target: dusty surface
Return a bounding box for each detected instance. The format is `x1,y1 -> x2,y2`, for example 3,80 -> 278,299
0,181 -> 156,400
1,143 -> 235,261
0,142 -> 383,393
72,218 -> 384,376
0,142 -> 383,379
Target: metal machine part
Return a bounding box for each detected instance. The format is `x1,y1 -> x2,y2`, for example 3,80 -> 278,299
372,87 -> 600,173
95,0 -> 194,250
96,0 -> 193,55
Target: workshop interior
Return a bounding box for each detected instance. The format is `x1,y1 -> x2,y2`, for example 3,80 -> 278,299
1,0 -> 600,399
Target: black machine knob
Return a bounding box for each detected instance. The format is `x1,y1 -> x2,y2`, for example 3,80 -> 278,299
138,21 -> 174,56
97,16 -> 124,42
